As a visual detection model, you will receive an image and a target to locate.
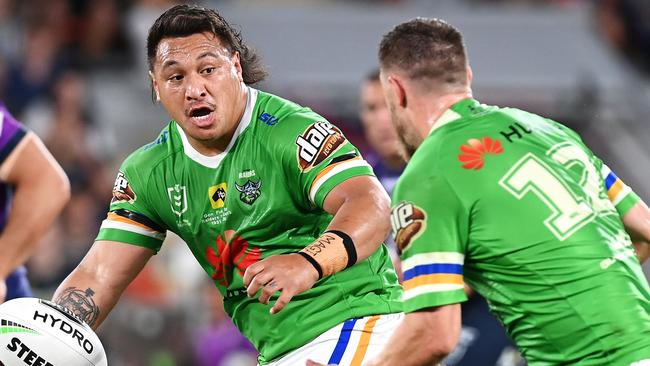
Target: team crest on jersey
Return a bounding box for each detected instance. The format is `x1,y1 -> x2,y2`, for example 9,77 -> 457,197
391,202 -> 427,251
458,137 -> 504,170
235,180 -> 261,205
208,183 -> 227,209
167,184 -> 188,216
296,121 -> 346,172
111,171 -> 137,204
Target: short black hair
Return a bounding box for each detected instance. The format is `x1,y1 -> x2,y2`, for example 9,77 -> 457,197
146,4 -> 267,84
379,18 -> 468,88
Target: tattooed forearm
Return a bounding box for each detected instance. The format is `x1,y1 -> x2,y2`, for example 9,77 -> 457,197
53,287 -> 100,328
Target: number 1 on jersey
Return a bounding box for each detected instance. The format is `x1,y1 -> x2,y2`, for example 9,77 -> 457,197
499,150 -> 595,241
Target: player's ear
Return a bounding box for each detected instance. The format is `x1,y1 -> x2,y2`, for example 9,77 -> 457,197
467,66 -> 473,85
388,75 -> 407,109
149,71 -> 160,102
232,51 -> 243,82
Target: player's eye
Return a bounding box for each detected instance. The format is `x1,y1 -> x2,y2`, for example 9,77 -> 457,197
168,74 -> 183,82
202,67 -> 215,74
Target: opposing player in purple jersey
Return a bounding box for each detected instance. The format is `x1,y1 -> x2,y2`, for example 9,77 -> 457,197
0,102 -> 70,302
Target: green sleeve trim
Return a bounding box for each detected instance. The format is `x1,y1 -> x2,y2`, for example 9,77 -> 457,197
96,228 -> 162,253
616,191 -> 641,217
403,289 -> 467,313
313,165 -> 374,208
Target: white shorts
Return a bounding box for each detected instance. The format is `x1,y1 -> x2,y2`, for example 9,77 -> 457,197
264,312 -> 404,366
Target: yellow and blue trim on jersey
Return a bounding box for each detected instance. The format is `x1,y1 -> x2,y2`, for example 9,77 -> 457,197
401,252 -> 465,301
601,165 -> 631,206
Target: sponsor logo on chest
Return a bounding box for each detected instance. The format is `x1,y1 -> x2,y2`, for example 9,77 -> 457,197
208,183 -> 227,209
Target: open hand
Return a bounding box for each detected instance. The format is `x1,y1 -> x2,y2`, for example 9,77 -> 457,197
243,253 -> 319,314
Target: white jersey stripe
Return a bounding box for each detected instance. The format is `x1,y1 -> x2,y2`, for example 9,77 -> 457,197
101,219 -> 166,240
309,159 -> 370,204
401,252 -> 465,272
403,284 -> 465,300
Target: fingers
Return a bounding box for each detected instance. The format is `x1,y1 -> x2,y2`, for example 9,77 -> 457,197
243,262 -> 264,287
270,288 -> 294,315
258,281 -> 280,305
246,271 -> 273,298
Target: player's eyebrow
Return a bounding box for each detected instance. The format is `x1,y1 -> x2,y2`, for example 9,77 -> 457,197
160,52 -> 220,70
161,59 -> 178,70
197,51 -> 220,60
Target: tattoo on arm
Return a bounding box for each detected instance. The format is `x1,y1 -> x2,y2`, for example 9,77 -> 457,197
53,287 -> 100,328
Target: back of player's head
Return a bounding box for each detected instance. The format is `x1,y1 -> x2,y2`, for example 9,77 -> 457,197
146,4 -> 267,84
379,18 -> 468,91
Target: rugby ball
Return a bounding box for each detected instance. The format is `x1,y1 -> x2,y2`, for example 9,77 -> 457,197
0,298 -> 107,366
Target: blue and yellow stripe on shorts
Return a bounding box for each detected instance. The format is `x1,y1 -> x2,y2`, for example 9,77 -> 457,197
327,315 -> 381,365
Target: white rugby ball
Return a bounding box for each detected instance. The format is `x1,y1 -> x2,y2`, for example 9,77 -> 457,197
0,298 -> 107,366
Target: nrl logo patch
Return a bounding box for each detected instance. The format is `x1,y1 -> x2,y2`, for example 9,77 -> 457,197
235,180 -> 261,205
295,121 -> 346,172
167,184 -> 188,216
391,201 -> 426,251
111,171 -> 137,204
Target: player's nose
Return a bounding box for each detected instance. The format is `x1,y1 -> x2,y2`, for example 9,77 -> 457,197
185,73 -> 207,101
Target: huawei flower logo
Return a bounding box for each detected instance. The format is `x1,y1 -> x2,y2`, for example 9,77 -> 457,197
458,137 -> 504,170
205,230 -> 261,287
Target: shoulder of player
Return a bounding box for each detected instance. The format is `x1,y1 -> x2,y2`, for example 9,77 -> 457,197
251,90 -> 334,141
120,122 -> 179,175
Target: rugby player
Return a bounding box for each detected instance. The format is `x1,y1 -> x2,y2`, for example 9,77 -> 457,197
0,102 -> 70,303
361,18 -> 650,365
53,5 -> 403,365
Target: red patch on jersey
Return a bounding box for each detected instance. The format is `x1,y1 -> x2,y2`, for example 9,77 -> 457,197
458,137 -> 504,170
205,230 -> 261,286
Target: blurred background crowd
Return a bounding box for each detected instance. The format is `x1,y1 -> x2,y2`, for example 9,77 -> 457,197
0,0 -> 649,365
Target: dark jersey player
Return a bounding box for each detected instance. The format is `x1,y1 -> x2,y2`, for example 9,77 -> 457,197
0,102 -> 70,303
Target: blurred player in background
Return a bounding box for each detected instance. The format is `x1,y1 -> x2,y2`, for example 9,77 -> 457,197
367,17 -> 650,365
359,70 -> 404,195
0,102 -> 70,303
359,69 -> 521,366
53,4 -> 403,366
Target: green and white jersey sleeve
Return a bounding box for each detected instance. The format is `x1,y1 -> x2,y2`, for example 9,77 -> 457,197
391,157 -> 469,313
265,107 -> 375,208
95,144 -> 168,252
600,162 -> 640,216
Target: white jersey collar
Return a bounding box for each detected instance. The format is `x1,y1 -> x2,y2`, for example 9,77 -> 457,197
176,87 -> 258,168
428,108 -> 462,136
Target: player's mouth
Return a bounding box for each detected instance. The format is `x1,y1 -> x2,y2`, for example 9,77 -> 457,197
188,106 -> 215,128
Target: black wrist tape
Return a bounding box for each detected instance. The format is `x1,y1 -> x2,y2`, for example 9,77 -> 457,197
297,251 -> 324,279
324,230 -> 357,268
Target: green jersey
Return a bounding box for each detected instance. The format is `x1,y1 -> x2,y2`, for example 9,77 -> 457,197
97,88 -> 402,363
391,98 -> 650,365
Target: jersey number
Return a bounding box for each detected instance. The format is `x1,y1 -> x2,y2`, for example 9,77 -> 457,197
499,142 -> 609,240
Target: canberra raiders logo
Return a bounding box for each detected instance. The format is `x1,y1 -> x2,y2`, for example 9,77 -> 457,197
235,180 -> 261,205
